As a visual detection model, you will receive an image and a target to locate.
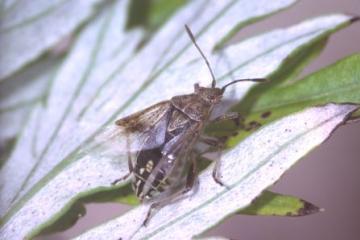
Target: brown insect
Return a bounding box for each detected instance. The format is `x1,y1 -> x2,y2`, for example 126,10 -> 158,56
110,25 -> 266,226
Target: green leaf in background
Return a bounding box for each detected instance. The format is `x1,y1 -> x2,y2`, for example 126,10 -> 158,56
0,0 -> 359,239
0,0 -> 104,80
239,191 -> 321,217
127,0 -> 188,31
229,53 -> 360,145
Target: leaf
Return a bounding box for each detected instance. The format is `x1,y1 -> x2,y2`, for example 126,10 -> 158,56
73,103 -> 358,240
229,53 -> 360,145
0,0 -> 103,80
0,0 -> 357,239
238,191 -> 321,217
0,0 -> 144,214
0,0 -> 177,155
0,59 -> 60,166
127,0 -> 188,31
113,190 -> 321,217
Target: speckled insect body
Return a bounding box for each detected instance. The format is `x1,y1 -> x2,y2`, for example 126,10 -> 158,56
128,85 -> 222,202
111,25 -> 266,226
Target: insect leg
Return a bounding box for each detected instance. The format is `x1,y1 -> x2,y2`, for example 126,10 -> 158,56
211,112 -> 244,126
112,135 -> 134,185
111,155 -> 133,185
212,113 -> 262,132
199,136 -> 224,147
212,159 -> 229,188
198,135 -> 228,155
142,202 -> 161,227
197,139 -> 228,188
181,153 -> 198,194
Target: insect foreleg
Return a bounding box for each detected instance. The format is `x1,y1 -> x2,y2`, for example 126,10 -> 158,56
198,136 -> 228,156
199,136 -> 225,148
210,112 -> 243,126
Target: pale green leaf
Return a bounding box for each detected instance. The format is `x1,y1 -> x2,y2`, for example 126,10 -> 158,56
0,59 -> 59,165
0,0 -> 103,80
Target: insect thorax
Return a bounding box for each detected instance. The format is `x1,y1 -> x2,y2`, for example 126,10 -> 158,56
171,94 -> 214,121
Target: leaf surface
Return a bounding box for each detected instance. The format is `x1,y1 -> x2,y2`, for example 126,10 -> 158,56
0,59 -> 60,165
239,191 -> 320,217
0,0 -> 105,80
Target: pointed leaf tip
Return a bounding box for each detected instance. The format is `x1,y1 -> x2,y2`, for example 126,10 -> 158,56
238,191 -> 322,217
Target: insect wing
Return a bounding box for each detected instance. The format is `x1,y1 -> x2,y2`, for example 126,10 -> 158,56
135,116 -> 201,200
90,101 -> 172,158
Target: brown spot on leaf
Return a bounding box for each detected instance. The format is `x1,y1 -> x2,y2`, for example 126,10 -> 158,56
286,211 -> 294,216
231,131 -> 239,136
246,121 -> 262,131
261,111 -> 272,119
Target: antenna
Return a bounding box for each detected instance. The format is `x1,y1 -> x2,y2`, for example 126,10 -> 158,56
185,24 -> 216,88
221,78 -> 267,93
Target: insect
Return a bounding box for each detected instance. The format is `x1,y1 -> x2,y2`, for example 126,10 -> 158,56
110,25 -> 266,226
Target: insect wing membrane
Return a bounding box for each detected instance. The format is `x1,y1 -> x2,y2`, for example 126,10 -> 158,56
90,101 -> 172,158
134,110 -> 201,201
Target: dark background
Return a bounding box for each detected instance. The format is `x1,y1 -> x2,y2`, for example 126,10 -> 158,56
42,0 -> 360,239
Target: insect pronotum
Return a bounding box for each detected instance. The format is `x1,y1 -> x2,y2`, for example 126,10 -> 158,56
111,25 -> 266,227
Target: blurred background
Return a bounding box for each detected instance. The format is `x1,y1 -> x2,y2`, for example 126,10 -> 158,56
32,0 -> 359,239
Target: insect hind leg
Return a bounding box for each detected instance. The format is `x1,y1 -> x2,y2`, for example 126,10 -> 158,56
212,162 -> 229,189
197,137 -> 230,188
111,153 -> 133,185
112,135 -> 134,186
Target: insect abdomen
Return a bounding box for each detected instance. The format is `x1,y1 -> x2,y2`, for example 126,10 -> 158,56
133,148 -> 189,202
132,147 -> 162,200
